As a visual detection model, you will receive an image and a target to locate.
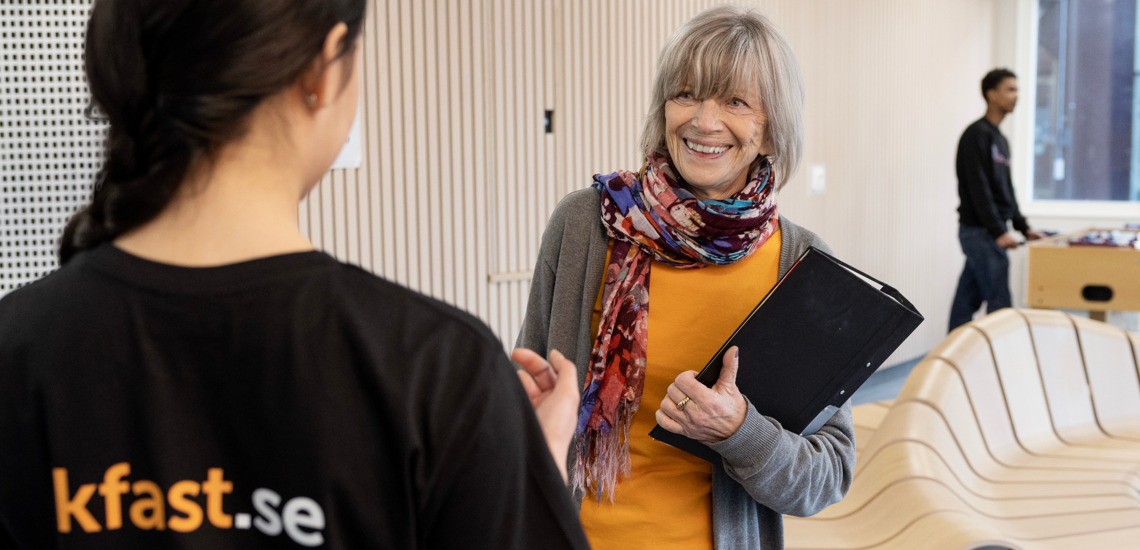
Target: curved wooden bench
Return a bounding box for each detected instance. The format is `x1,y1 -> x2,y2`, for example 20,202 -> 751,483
1020,310 -> 1140,450
785,309 -> 1140,550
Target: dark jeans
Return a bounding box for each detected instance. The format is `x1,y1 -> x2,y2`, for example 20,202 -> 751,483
949,225 -> 1011,331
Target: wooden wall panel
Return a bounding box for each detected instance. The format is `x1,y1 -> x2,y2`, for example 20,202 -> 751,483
302,0 -> 996,361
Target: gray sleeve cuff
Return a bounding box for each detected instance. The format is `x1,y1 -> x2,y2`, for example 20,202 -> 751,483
704,399 -> 782,474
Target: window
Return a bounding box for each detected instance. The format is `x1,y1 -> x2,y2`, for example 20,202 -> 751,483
1033,0 -> 1139,202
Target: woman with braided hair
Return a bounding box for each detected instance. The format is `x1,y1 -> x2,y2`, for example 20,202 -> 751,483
0,1 -> 586,548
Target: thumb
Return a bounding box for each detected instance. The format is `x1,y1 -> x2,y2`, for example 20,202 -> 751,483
550,350 -> 580,398
714,346 -> 740,392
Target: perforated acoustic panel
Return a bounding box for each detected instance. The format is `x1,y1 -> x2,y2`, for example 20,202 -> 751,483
1,0 -> 103,297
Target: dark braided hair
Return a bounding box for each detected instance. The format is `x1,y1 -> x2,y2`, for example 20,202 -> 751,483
60,0 -> 367,264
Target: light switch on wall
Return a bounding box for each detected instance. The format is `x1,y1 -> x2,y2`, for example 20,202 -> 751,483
809,164 -> 826,195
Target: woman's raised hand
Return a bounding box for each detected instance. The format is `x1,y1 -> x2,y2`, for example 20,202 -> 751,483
655,346 -> 748,443
512,348 -> 580,483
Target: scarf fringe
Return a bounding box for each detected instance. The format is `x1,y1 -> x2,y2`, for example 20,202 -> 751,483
571,403 -> 636,503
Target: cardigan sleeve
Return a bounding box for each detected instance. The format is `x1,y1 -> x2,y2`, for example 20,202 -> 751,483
515,210 -> 563,358
515,188 -> 607,378
705,399 -> 855,517
704,224 -> 856,517
516,256 -> 556,357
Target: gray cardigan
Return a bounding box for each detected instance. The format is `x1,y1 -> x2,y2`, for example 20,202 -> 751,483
516,188 -> 855,550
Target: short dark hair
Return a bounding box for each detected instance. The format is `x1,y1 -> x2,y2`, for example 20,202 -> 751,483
981,68 -> 1017,101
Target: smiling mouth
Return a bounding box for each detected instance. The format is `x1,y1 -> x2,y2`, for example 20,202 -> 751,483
684,139 -> 730,155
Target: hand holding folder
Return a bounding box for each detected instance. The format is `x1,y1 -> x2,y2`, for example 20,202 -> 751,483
649,247 -> 924,463
655,346 -> 748,444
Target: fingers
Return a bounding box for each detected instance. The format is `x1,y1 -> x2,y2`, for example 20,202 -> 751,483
655,408 -> 687,436
549,350 -> 580,401
673,370 -> 709,399
664,384 -> 689,410
658,393 -> 688,426
548,349 -> 572,378
510,347 -> 541,370
535,350 -> 579,485
517,369 -> 540,399
659,384 -> 693,435
713,346 -> 740,391
511,348 -> 557,392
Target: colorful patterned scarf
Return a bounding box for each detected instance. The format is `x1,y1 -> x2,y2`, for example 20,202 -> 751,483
574,151 -> 779,500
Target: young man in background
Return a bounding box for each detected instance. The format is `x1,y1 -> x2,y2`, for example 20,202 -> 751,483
949,68 -> 1046,332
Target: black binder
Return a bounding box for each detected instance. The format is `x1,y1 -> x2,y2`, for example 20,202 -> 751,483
648,246 -> 924,463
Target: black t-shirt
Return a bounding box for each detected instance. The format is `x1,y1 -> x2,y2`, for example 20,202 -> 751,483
955,117 -> 1030,238
0,245 -> 588,550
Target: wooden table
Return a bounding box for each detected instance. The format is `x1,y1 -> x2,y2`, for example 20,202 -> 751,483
1027,229 -> 1140,321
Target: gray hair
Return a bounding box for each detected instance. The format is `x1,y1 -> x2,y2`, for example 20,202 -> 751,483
639,4 -> 804,191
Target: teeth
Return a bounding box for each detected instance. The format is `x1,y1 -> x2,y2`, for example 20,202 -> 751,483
686,139 -> 728,154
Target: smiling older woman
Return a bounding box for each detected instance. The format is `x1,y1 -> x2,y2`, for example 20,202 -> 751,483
516,5 -> 855,550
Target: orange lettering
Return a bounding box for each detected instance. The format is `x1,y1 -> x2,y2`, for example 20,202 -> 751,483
98,462 -> 130,529
167,480 -> 203,533
202,468 -> 233,528
129,480 -> 166,530
52,468 -> 102,533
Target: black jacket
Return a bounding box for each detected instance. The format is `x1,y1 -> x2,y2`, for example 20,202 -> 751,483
956,117 -> 1030,238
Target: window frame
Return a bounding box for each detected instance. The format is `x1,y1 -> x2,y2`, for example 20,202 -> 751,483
1011,0 -> 1140,219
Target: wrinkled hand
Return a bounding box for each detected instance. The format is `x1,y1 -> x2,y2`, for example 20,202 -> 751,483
1025,229 -> 1047,241
512,348 -> 579,483
996,232 -> 1020,250
655,346 -> 747,443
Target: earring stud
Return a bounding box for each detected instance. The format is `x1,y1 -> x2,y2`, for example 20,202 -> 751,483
305,93 -> 318,106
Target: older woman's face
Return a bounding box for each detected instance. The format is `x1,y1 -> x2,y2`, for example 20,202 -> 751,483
665,89 -> 769,201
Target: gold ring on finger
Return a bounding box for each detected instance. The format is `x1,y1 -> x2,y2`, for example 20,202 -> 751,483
676,396 -> 691,411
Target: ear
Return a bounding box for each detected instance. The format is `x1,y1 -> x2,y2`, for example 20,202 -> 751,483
298,23 -> 351,110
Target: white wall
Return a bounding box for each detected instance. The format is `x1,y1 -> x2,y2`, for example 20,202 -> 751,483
774,0 -> 996,364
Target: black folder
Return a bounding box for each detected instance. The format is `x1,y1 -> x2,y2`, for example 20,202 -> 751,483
649,246 -> 924,463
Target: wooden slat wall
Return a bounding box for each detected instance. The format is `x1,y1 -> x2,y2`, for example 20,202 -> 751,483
301,0 -> 492,332
302,0 -> 995,361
